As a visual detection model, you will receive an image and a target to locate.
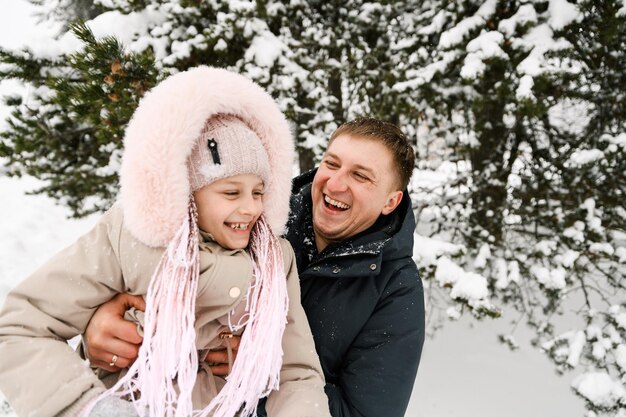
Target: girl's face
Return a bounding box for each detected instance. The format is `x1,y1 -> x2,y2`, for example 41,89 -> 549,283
194,174 -> 264,249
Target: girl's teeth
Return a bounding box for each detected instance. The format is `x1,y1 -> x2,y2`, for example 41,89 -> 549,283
229,223 -> 248,230
324,195 -> 350,209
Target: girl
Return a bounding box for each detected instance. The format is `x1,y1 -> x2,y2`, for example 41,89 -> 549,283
0,67 -> 330,417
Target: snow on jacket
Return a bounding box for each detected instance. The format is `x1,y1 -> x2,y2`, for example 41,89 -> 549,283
0,67 -> 329,417
274,168 -> 425,417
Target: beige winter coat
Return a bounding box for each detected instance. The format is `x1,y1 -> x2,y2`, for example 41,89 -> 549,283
0,204 -> 329,417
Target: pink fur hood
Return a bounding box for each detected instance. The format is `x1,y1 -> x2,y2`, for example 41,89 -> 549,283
119,67 -> 294,247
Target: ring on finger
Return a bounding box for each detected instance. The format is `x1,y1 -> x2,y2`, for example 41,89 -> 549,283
109,354 -> 118,367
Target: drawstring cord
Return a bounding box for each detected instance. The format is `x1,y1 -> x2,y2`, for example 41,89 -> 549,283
219,332 -> 234,375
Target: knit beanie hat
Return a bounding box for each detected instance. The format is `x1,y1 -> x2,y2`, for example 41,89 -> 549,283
188,115 -> 271,191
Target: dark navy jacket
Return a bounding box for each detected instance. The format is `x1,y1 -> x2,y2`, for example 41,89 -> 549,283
286,171 -> 424,417
283,169 -> 425,417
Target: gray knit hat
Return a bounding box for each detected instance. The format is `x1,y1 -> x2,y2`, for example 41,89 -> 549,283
188,114 -> 271,191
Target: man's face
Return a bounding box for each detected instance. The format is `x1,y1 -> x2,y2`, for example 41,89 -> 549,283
311,134 -> 403,252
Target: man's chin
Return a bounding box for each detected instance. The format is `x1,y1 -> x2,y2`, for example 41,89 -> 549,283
314,222 -> 345,241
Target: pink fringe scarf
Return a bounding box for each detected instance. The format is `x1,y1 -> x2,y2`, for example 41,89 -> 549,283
86,200 -> 289,417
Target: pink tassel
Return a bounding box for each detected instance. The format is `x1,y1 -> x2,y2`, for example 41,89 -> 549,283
82,204 -> 289,417
85,199 -> 200,417
195,215 -> 289,417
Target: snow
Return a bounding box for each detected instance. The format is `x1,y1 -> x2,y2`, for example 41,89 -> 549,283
589,242 -> 615,256
417,10 -> 447,36
616,345 -> 626,371
0,176 -> 98,306
494,257 -> 508,289
548,98 -> 591,136
516,74 -> 535,100
245,30 -> 285,68
438,0 -> 496,48
449,271 -> 489,305
617,247 -> 626,263
566,331 -> 586,367
530,265 -> 566,290
534,240 -> 557,256
614,311 -> 626,331
498,5 -> 538,37
461,30 -> 508,80
516,24 -> 572,77
548,0 -> 582,31
498,259 -> 520,289
445,306 -> 461,320
563,221 -> 586,243
435,257 -> 490,308
572,372 -> 626,409
86,7 -> 168,48
559,250 -> 580,268
393,51 -> 456,90
603,132 -> 626,149
568,149 -> 605,166
412,233 -> 464,265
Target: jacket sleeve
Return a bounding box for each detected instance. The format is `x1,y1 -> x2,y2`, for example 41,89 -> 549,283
0,207 -> 127,417
265,240 -> 331,417
325,264 -> 425,417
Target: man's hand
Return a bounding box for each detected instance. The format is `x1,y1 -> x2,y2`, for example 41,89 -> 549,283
84,293 -> 145,372
205,334 -> 241,376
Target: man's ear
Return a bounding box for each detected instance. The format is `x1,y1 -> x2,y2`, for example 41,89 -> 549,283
381,190 -> 403,215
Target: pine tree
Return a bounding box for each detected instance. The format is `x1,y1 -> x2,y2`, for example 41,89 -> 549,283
1,0 -> 419,210
396,0 -> 626,414
0,23 -> 158,216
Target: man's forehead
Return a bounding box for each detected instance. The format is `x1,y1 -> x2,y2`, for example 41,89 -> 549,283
325,150 -> 377,174
325,135 -> 392,172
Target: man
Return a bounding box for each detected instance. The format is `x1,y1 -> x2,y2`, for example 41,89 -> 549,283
84,117 -> 425,417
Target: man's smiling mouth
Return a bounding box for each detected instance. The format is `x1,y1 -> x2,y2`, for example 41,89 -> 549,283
324,194 -> 350,211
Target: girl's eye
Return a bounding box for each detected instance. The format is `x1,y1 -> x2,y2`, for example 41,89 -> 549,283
223,191 -> 238,196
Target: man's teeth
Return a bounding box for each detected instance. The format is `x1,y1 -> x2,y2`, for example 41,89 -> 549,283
324,195 -> 350,210
229,223 -> 248,230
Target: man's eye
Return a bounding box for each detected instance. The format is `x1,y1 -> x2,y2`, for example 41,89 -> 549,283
354,172 -> 369,182
325,160 -> 339,169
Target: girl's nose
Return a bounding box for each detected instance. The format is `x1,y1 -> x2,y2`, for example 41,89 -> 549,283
238,195 -> 259,216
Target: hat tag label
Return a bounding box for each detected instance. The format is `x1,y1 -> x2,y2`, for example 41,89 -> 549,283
207,138 -> 221,165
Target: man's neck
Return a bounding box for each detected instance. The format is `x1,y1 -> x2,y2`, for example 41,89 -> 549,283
314,232 -> 329,253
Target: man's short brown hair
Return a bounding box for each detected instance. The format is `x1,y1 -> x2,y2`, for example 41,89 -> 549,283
329,117 -> 415,191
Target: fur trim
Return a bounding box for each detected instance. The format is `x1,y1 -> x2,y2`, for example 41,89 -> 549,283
119,67 -> 294,247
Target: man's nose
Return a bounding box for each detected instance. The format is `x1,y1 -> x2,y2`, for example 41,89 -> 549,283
326,170 -> 348,193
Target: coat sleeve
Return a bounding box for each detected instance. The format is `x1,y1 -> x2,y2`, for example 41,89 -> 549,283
325,264 -> 425,417
0,207 -> 127,417
264,240 -> 331,417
